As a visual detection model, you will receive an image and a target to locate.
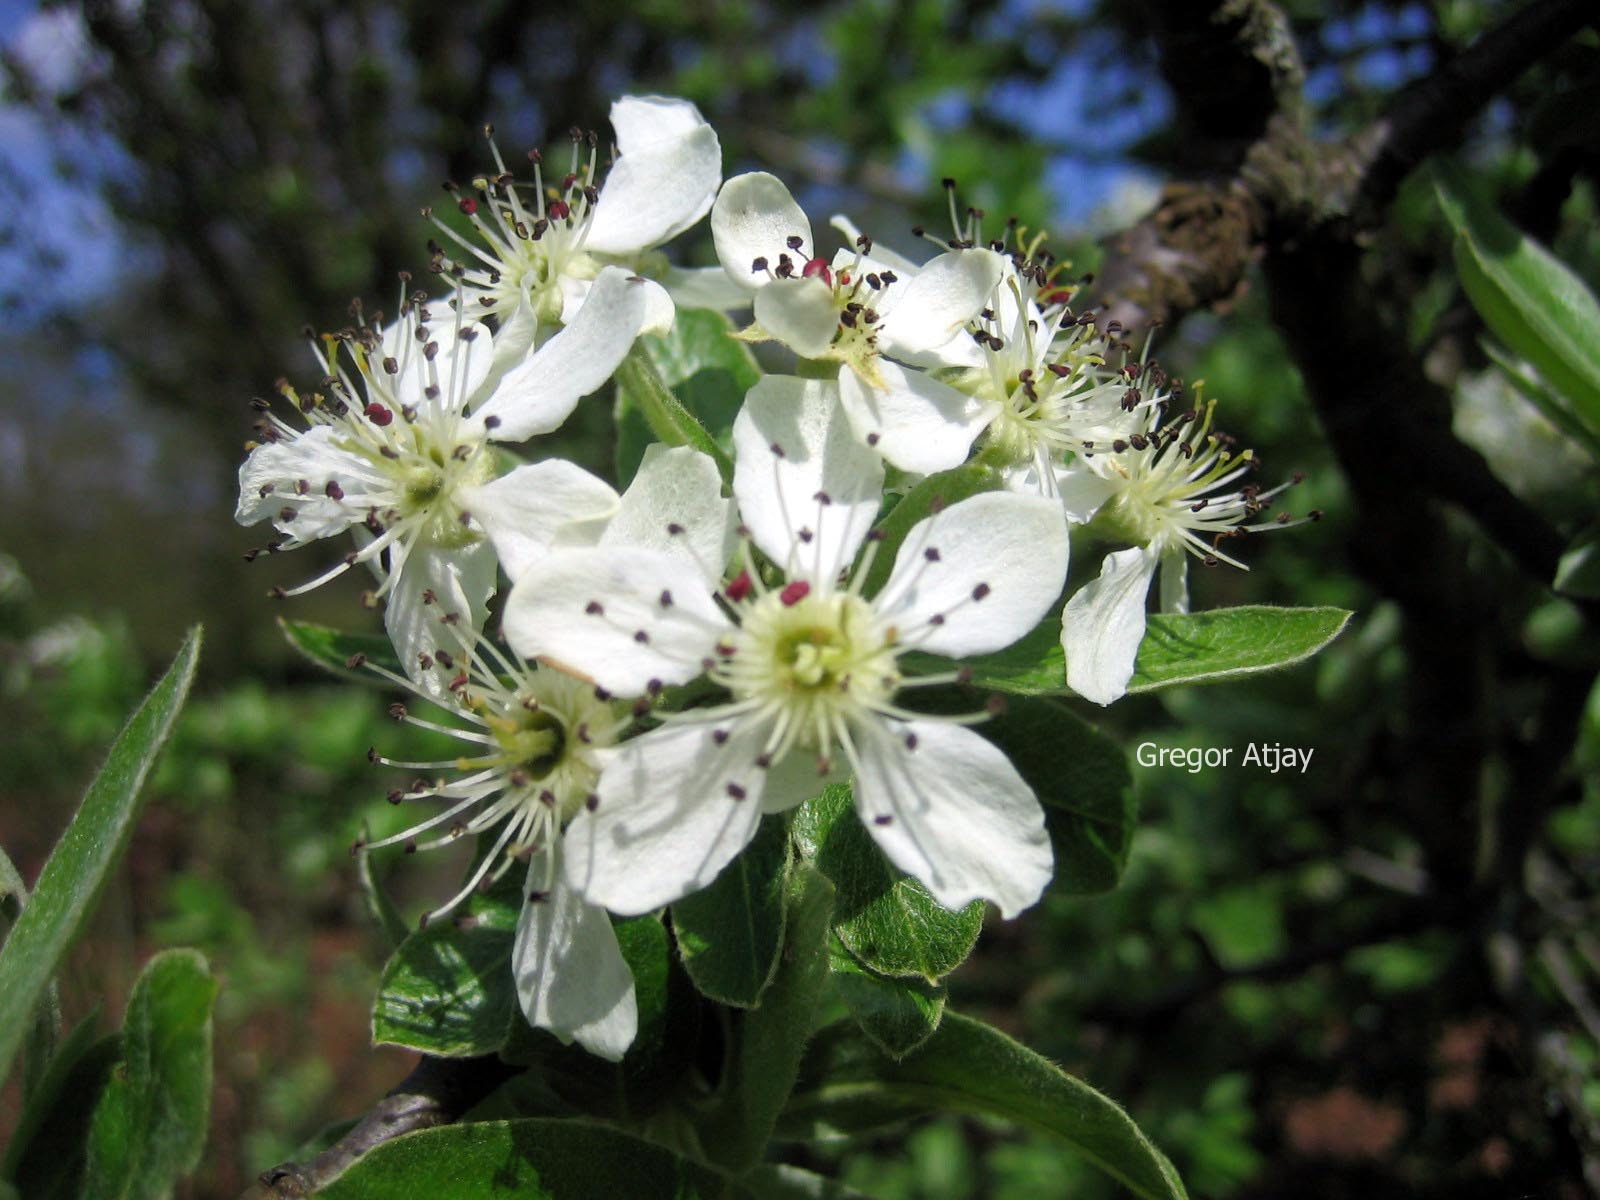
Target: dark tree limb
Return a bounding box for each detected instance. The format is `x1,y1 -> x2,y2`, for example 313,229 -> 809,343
249,1055 -> 520,1197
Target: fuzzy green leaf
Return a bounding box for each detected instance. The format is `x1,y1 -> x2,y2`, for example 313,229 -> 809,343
616,308 -> 758,485
831,940 -> 945,1060
788,1013 -> 1188,1200
794,785 -> 983,982
80,950 -> 218,1200
615,341 -> 736,486
979,696 -> 1135,894
673,814 -> 791,1007
0,628 -> 201,1089
314,1119 -> 741,1198
2,1015 -> 117,1197
695,863 -> 835,1172
278,617 -> 405,682
371,881 -> 519,1058
1434,160 -> 1600,435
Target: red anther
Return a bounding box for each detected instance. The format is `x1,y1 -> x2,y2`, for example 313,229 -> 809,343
780,580 -> 811,606
458,197 -> 478,216
365,403 -> 394,427
837,269 -> 851,286
548,200 -> 571,220
1040,287 -> 1073,304
725,570 -> 753,602
801,257 -> 833,287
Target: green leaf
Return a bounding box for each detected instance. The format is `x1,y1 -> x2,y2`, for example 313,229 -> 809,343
831,940 -> 945,1060
614,346 -> 735,486
672,813 -> 791,1007
793,785 -> 983,982
0,845 -> 61,1104
616,308 -> 759,486
313,1118 -> 736,1198
1483,342 -> 1600,461
372,881 -> 519,1058
788,1013 -> 1188,1200
80,949 -> 218,1200
1126,607 -> 1352,693
278,617 -> 405,682
939,606 -> 1351,697
0,628 -> 201,1089
501,914 -> 701,1120
977,696 -> 1135,895
860,463 -> 1005,596
695,862 -> 835,1172
1434,161 -> 1600,435
2,1015 -> 118,1196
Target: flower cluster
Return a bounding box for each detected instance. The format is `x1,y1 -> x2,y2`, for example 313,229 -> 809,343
238,95 -> 1309,1061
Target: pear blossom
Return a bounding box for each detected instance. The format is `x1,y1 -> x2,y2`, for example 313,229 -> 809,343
355,631 -> 639,1061
1058,401 -> 1316,705
236,266 -> 670,692
504,376 -> 1069,919
428,95 -> 732,378
350,444 -> 733,1061
710,172 -> 1005,473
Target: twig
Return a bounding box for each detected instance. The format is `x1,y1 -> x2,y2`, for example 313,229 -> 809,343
250,1055 -> 520,1197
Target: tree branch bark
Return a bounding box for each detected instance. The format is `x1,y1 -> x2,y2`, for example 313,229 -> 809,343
247,1055 -> 520,1197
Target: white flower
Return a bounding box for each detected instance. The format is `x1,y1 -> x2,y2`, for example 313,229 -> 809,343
429,95 -> 723,376
236,267 -> 667,692
1058,401 -> 1315,705
502,376 -> 1069,919
928,261 -> 1156,493
710,172 -> 1004,473
350,444 -> 732,1061
354,636 -> 639,1061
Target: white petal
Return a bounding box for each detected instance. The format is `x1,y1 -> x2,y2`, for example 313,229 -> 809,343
876,491 -> 1068,657
601,444 -> 735,586
514,850 -> 637,1061
662,265 -> 752,313
878,248 -> 1004,357
385,538 -> 498,696
586,97 -> 721,255
460,460 -> 620,582
502,546 -> 730,696
851,718 -> 1052,918
754,277 -> 839,358
828,214 -> 920,275
760,750 -> 847,815
1061,546 -> 1157,706
563,720 -> 770,915
235,426 -> 376,539
1159,551 -> 1190,614
836,360 -> 992,474
486,291 -> 540,383
472,268 -> 664,442
711,172 -> 812,288
1053,464 -> 1117,524
382,311 -> 496,416
732,376 -> 884,582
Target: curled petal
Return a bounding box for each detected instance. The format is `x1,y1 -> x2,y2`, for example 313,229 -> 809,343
586,96 -> 722,255
878,248 -> 1004,358
1061,546 -> 1158,706
514,849 -> 637,1062
754,277 -> 839,359
471,268 -> 667,442
711,172 -> 812,289
836,360 -> 993,475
